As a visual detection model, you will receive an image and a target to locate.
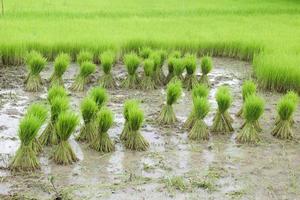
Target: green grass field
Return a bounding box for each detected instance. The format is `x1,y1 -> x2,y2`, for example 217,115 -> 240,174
0,0 -> 300,92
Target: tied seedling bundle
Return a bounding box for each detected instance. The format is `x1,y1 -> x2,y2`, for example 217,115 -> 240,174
184,84 -> 209,129
149,51 -> 164,85
76,97 -> 98,143
166,56 -> 176,84
139,47 -> 153,59
70,61 -> 96,91
183,54 -> 198,90
49,53 -> 70,87
99,51 -> 117,89
52,112 -> 79,165
120,99 -> 139,141
125,107 -> 149,151
158,81 -> 182,125
236,95 -> 264,144
211,86 -> 234,134
90,107 -> 115,152
122,53 -> 141,89
89,86 -> 108,110
199,56 -> 213,87
141,58 -> 156,90
275,91 -> 298,125
236,80 -> 257,117
24,51 -> 47,92
169,58 -> 184,84
188,97 -> 210,141
77,50 -> 93,65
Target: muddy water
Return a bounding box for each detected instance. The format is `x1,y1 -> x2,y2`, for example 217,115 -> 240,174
0,58 -> 299,200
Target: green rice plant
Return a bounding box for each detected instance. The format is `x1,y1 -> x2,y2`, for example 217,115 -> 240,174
76,97 -> 98,143
184,84 -> 209,129
77,50 -> 93,65
236,80 -> 257,117
39,96 -> 69,146
236,95 -> 264,144
169,51 -> 182,59
183,54 -> 198,90
139,47 -> 152,59
141,58 -> 156,90
125,107 -> 149,151
24,51 -> 47,92
199,56 -> 213,87
99,50 -> 117,89
272,97 -> 296,140
275,91 -> 299,125
169,58 -> 184,83
122,53 -> 141,89
120,99 -> 139,141
9,115 -> 42,172
52,112 -> 79,165
165,56 -> 176,83
49,53 -> 70,87
188,97 -> 210,141
90,107 -> 115,152
158,81 -> 182,125
149,51 -> 164,86
211,86 -> 234,134
89,86 -> 108,110
70,61 -> 96,91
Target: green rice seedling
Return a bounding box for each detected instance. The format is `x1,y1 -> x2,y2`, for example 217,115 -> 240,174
275,91 -> 299,125
169,58 -> 184,83
77,50 -> 93,65
99,50 -> 117,89
24,52 -> 47,92
148,51 -> 164,85
272,97 -> 296,140
141,58 -> 156,90
120,99 -> 139,141
89,86 -> 108,110
169,51 -> 182,59
90,107 -> 115,152
184,84 -> 209,129
183,54 -> 198,90
52,112 -> 79,165
70,61 -> 96,91
199,56 -> 213,87
236,95 -> 264,144
165,56 -> 176,84
47,85 -> 68,104
236,80 -> 257,117
39,97 -> 69,146
76,97 -> 98,143
9,115 -> 42,172
211,86 -> 234,134
139,47 -> 152,59
49,53 -> 70,87
25,50 -> 40,64
125,107 -> 149,151
188,97 -> 210,141
122,53 -> 141,89
158,81 -> 182,125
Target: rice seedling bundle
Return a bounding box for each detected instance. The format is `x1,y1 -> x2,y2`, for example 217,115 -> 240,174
236,80 -> 257,117
125,107 -> 149,151
90,107 -> 115,152
70,61 -> 96,91
188,97 -> 210,141
76,97 -> 98,143
89,86 -> 108,110
139,47 -> 152,59
77,50 -> 93,65
99,50 -> 117,89
24,51 -> 47,92
52,112 -> 79,165
169,51 -> 182,59
120,99 -> 139,141
275,91 -> 299,125
183,54 -> 198,90
47,85 -> 68,104
141,58 -> 156,90
211,86 -> 234,134
199,56 -> 212,87
165,56 -> 177,84
122,53 -> 141,89
49,53 -> 70,87
158,81 -> 182,125
169,58 -> 184,84
236,95 -> 264,144
149,51 -> 164,85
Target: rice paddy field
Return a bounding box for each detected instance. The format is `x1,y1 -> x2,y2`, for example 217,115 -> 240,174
0,0 -> 300,200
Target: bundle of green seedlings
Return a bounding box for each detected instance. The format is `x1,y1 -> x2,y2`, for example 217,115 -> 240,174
236,80 -> 257,117
49,53 -> 70,87
76,97 -> 98,143
211,86 -> 234,134
158,81 -> 182,125
139,47 -> 153,59
149,51 -> 164,85
122,53 -> 141,89
183,54 -> 198,90
70,61 -> 96,91
184,84 -> 209,129
199,56 -> 213,87
125,107 -> 149,151
236,95 -> 264,144
169,58 -> 185,84
77,50 -> 93,65
120,99 -> 139,141
90,107 -> 115,152
89,86 -> 108,110
188,97 -> 210,141
169,50 -> 182,59
24,51 -> 47,92
99,50 -> 117,89
166,56 -> 176,83
52,111 -> 79,165
141,58 -> 156,90
275,91 -> 298,125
